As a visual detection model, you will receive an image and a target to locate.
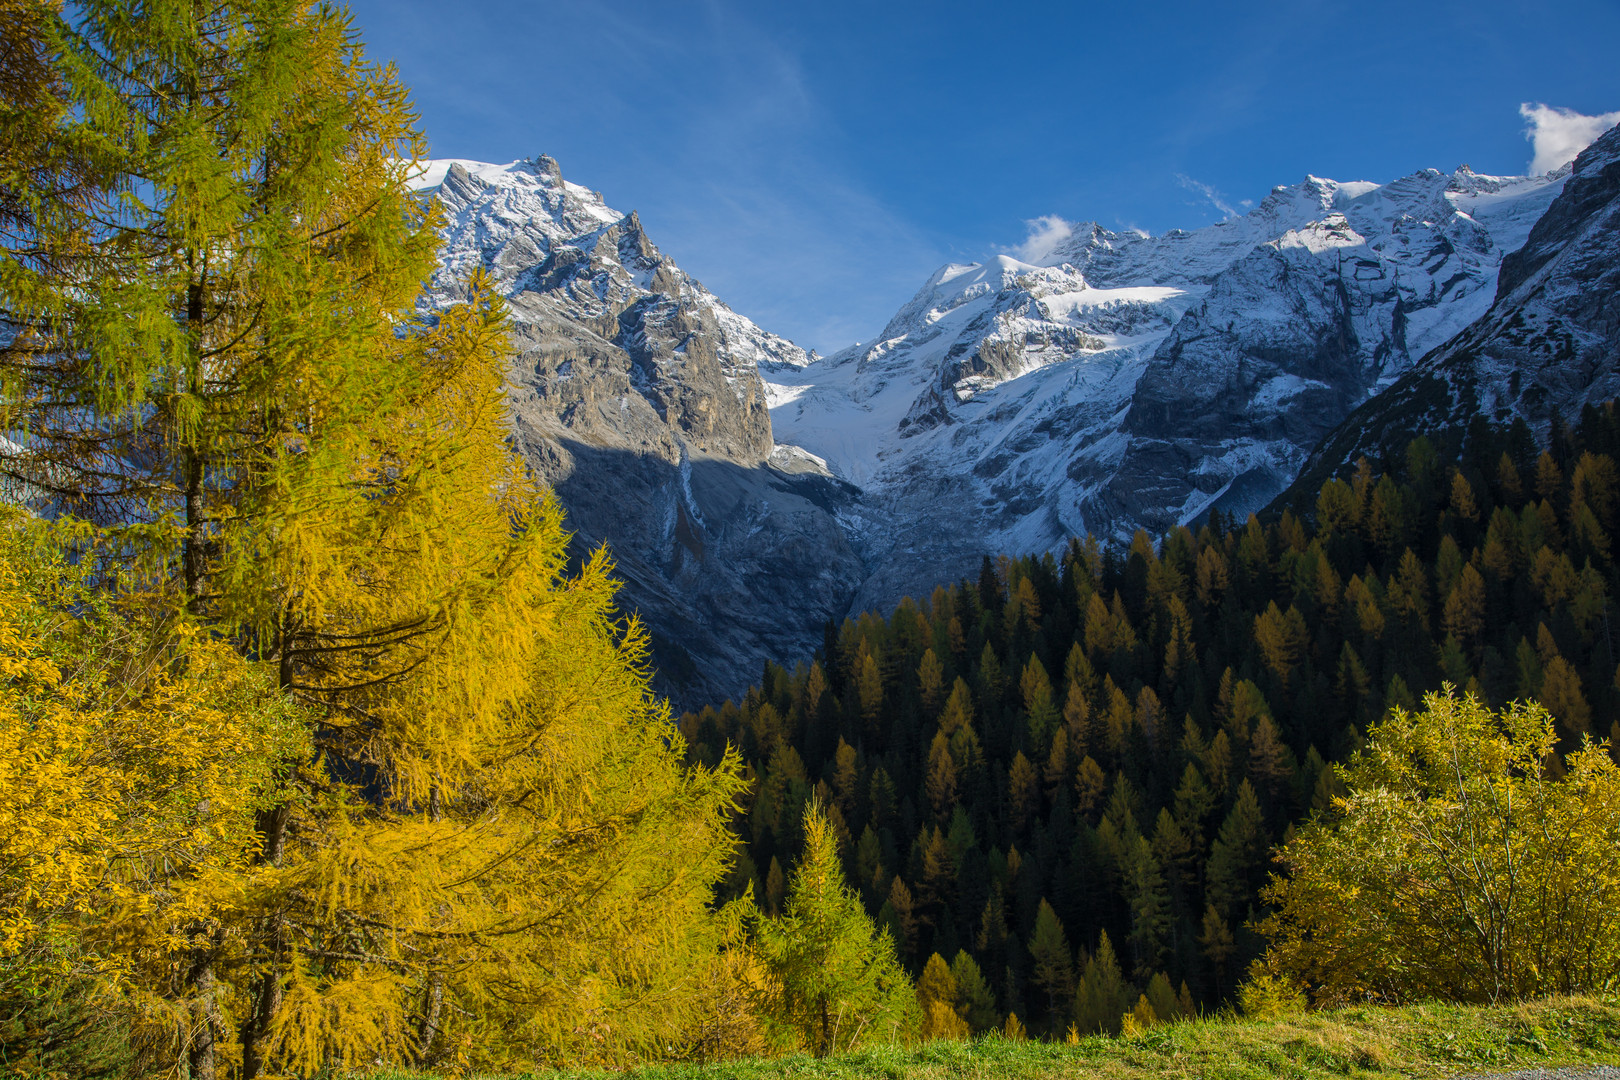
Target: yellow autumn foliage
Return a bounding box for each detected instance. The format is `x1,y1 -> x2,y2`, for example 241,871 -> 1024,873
0,519 -> 309,1075
0,2 -> 764,1073
1259,688 -> 1620,1004
0,526 -> 306,967
4,373 -> 753,1075
186,274 -> 752,1073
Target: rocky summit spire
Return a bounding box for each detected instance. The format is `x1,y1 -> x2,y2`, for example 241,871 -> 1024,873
532,153 -> 562,183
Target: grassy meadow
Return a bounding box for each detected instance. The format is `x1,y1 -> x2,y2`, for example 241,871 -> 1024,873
365,996 -> 1620,1080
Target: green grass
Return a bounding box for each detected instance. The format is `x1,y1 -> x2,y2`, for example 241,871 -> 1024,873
365,996 -> 1620,1080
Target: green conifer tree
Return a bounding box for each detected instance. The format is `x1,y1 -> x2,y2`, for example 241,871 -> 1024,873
1026,899 -> 1076,1029
1145,971 -> 1181,1022
756,802 -> 915,1056
949,951 -> 1000,1032
1205,780 -> 1269,920
1125,835 -> 1173,982
1072,930 -> 1129,1036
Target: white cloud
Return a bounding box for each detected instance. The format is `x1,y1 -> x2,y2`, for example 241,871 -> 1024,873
1520,103 -> 1620,175
1175,173 -> 1238,219
1008,215 -> 1074,264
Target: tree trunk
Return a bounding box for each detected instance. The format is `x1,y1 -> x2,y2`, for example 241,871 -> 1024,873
183,278 -> 204,605
256,803 -> 289,866
240,958 -> 283,1080
416,975 -> 444,1065
187,954 -> 217,1080
240,805 -> 290,1079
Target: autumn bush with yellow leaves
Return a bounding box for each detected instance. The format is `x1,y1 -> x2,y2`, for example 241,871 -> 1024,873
1259,688 -> 1620,1004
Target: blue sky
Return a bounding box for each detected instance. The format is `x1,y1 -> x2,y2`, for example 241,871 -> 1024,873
345,0 -> 1620,355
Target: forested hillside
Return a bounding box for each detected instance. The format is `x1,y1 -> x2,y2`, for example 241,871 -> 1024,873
682,405 -> 1620,1035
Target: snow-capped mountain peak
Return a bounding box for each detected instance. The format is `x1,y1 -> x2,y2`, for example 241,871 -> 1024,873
760,160 -> 1568,610
411,155 -> 814,382
407,127 -> 1619,707
413,154 -> 862,709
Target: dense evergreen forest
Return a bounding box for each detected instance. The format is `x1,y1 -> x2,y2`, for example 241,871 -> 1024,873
682,405 -> 1620,1036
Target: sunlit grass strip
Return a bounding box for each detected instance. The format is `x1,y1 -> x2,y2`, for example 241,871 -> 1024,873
364,995 -> 1619,1080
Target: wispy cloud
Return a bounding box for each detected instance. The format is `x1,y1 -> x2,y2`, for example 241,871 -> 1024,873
1520,103 -> 1620,175
1175,173 -> 1239,219
1006,215 -> 1074,264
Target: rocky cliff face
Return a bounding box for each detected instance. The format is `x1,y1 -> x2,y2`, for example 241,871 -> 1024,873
1293,122 -> 1620,489
412,158 -> 864,708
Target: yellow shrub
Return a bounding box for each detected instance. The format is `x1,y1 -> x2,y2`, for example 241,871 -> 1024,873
1260,688 -> 1620,1003
1238,972 -> 1306,1019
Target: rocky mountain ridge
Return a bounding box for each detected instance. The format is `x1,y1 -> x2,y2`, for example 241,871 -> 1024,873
412,129 -> 1617,706
1290,122 -> 1620,493
764,161 -> 1566,610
